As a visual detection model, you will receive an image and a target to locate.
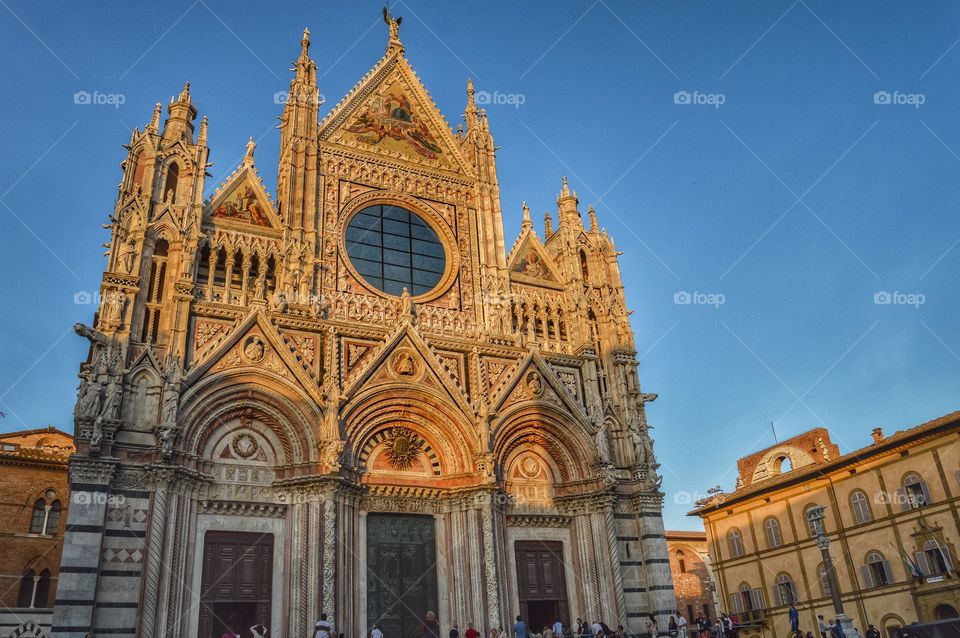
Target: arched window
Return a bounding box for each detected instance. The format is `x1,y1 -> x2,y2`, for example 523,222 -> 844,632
764,516 -> 783,548
676,550 -> 687,574
728,528 -> 744,558
850,490 -> 872,524
804,504 -> 822,537
902,473 -> 932,510
863,551 -> 891,587
16,569 -> 35,608
162,162 -> 179,202
29,499 -> 45,534
818,562 -> 833,598
773,572 -> 797,606
34,569 -> 51,608
774,455 -> 792,474
141,239 -> 169,343
579,249 -> 590,283
45,500 -> 61,535
921,539 -> 953,576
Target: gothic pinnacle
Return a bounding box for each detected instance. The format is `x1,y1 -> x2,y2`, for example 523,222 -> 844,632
147,102 -> 162,133
521,201 -> 532,230
588,204 -> 599,233
544,211 -> 554,239
198,115 -> 208,145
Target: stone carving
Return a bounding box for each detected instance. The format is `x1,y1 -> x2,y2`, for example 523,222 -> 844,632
243,335 -> 267,363
100,290 -> 127,332
117,237 -> 137,274
526,371 -> 544,397
399,286 -> 416,324
232,432 -> 259,459
382,427 -> 423,471
392,351 -> 417,377
594,422 -> 610,463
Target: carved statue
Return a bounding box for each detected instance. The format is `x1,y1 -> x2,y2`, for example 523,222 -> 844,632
311,294 -> 330,320
630,428 -> 647,465
595,422 -> 610,463
117,237 -> 137,274
179,241 -> 197,279
161,362 -> 180,425
399,287 -> 416,324
383,6 -> 402,41
254,269 -> 267,301
75,369 -> 102,417
157,425 -> 174,459
100,377 -> 122,420
90,416 -> 103,453
101,290 -> 126,331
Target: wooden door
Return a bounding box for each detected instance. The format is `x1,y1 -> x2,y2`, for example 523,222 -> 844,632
198,531 -> 273,638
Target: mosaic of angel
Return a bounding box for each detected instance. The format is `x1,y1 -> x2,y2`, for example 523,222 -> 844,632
347,92 -> 443,159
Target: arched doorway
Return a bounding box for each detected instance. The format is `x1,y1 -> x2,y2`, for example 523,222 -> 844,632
934,603 -> 959,620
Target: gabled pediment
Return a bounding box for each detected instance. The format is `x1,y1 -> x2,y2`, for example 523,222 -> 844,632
319,53 -> 474,176
491,350 -> 590,425
203,164 -> 280,229
341,323 -> 473,416
184,307 -> 325,406
507,232 -> 564,286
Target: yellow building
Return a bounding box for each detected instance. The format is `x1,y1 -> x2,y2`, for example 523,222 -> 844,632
690,412 -> 960,638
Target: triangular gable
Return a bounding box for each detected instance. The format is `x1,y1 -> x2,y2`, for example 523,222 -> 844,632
341,324 -> 473,416
184,307 -> 325,406
319,53 -> 474,176
127,346 -> 163,375
507,232 -> 563,286
203,164 -> 280,229
491,350 -> 589,425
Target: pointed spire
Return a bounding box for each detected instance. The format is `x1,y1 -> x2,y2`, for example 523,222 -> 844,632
300,27 -> 311,59
243,136 -> 256,166
147,102 -> 162,134
559,176 -> 572,200
198,115 -> 208,145
521,201 -> 532,231
557,176 -> 581,227
163,81 -> 198,142
588,205 -> 599,233
544,211 -> 554,239
464,78 -> 479,130
383,6 -> 404,54
176,81 -> 191,105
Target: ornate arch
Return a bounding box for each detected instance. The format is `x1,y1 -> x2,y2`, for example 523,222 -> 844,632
492,403 -> 595,483
341,384 -> 476,476
178,370 -> 322,467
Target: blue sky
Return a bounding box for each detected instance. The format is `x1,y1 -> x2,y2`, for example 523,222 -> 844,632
1,1 -> 959,531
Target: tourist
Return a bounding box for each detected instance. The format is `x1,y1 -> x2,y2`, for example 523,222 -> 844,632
818,616 -> 828,638
789,605 -> 800,634
577,619 -> 589,638
466,622 -> 480,638
591,620 -> 603,637
720,613 -> 733,638
544,625 -> 554,638
645,614 -> 657,638
314,613 -> 333,638
676,613 -> 688,638
668,616 -> 679,637
553,621 -> 564,637
451,624 -> 460,638
371,624 -> 383,638
865,625 -> 880,638
614,625 -> 626,638
424,612 -> 441,638
514,615 -> 528,638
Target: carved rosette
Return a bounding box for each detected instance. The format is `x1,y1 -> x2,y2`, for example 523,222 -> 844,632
382,427 -> 423,470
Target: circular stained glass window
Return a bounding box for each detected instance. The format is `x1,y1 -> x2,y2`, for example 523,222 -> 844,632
345,204 -> 446,296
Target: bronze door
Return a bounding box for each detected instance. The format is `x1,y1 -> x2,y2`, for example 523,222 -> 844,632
366,514 -> 438,638
515,541 -> 570,630
198,531 -> 274,638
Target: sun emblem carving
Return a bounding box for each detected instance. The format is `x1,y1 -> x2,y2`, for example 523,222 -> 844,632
231,432 -> 259,459
382,427 -> 423,471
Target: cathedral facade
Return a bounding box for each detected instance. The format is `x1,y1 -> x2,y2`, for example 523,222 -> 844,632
53,15 -> 674,638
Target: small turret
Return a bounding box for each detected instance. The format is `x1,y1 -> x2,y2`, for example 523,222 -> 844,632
162,82 -> 198,143
588,205 -> 599,233
521,201 -> 532,231
556,176 -> 582,228
146,102 -> 162,135
544,211 -> 554,239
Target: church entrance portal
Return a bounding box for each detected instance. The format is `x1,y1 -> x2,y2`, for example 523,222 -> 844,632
366,514 -> 438,638
515,541 -> 570,632
198,531 -> 274,638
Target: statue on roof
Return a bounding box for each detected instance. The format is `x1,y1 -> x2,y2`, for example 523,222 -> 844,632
383,6 -> 403,39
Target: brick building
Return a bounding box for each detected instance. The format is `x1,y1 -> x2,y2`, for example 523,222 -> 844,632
0,427 -> 74,637
666,530 -> 718,625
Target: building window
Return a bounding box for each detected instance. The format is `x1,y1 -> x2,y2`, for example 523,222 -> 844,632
29,499 -> 45,534
804,505 -> 823,537
728,528 -> 744,558
900,473 -> 933,510
772,573 -> 798,606
345,204 -> 446,296
818,562 -> 833,598
162,162 -> 179,202
677,550 -> 687,574
850,490 -> 872,524
579,249 -> 590,283
45,500 -> 61,535
861,551 -> 892,587
17,570 -> 35,608
918,539 -> 954,576
764,517 -> 783,548
141,239 -> 169,343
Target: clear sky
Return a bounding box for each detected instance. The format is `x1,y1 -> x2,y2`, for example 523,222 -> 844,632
1,1 -> 958,531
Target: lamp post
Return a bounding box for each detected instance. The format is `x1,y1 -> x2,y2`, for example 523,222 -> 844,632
806,505 -> 857,636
